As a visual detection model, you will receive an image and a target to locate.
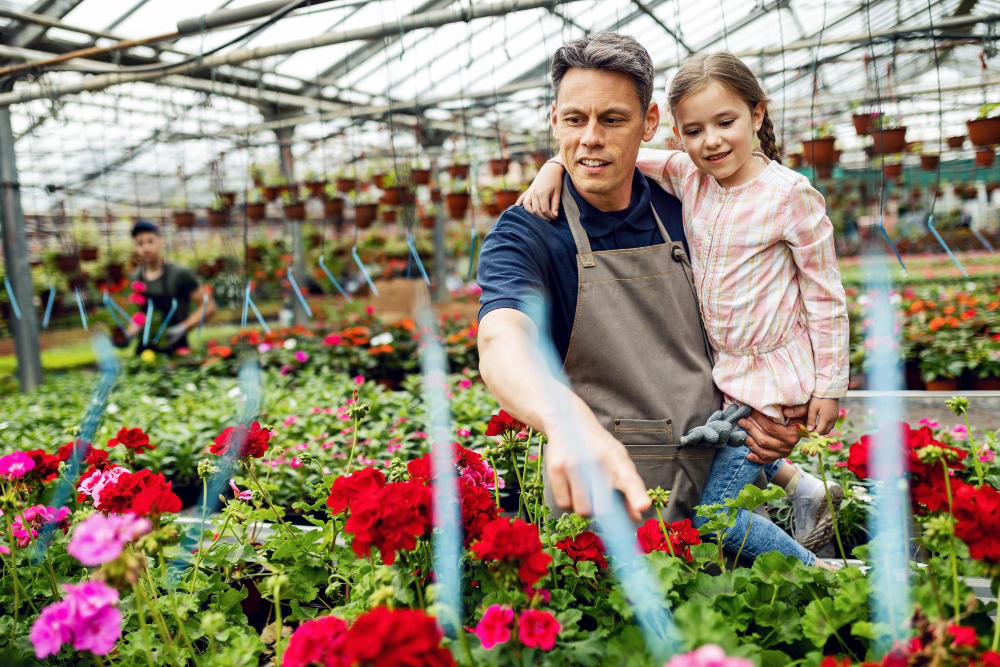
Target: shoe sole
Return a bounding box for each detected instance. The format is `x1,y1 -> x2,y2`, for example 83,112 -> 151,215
799,483 -> 844,553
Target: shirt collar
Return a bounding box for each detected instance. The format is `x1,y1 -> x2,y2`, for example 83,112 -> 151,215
564,168 -> 654,237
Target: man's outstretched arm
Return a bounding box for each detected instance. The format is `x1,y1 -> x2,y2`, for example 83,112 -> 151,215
477,308 -> 651,521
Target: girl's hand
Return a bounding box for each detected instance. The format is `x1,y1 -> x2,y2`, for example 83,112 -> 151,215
807,397 -> 839,435
516,161 -> 565,220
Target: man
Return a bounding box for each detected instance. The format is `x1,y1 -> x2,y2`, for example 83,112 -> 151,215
125,220 -> 216,354
476,32 -> 809,525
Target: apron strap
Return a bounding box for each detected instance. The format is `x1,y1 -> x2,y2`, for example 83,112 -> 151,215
561,176 -> 596,267
649,205 -> 673,244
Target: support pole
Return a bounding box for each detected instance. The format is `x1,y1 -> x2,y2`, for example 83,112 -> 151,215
276,126 -> 307,326
0,77 -> 43,391
433,207 -> 448,303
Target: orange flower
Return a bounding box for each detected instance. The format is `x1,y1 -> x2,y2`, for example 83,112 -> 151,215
909,300 -> 925,313
397,318 -> 415,331
987,300 -> 999,311
960,309 -> 977,321
927,301 -> 937,309
943,305 -> 956,315
929,317 -> 945,332
208,345 -> 232,358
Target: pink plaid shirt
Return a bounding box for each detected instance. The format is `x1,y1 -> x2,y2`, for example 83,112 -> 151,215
637,148 -> 849,420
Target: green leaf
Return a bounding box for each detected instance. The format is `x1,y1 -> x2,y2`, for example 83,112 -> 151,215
726,484 -> 786,512
802,597 -> 848,648
575,560 -> 599,581
850,621 -> 893,641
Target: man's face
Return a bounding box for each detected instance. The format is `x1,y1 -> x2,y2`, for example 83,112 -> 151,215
551,68 -> 659,211
133,231 -> 162,264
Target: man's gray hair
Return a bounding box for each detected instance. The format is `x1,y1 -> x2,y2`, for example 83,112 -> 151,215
551,31 -> 655,112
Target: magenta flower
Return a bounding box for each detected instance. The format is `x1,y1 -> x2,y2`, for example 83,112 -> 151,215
128,292 -> 146,306
258,342 -> 273,354
66,513 -> 150,566
11,506 -> 71,547
664,644 -> 754,667
951,424 -> 968,440
130,281 -> 146,293
353,375 -> 365,385
0,451 -> 35,479
475,605 -> 513,650
517,609 -> 560,651
459,379 -> 472,389
31,581 -> 122,658
283,415 -> 296,427
980,445 -> 995,463
917,417 -> 940,429
77,466 -> 129,510
229,480 -> 252,500
295,350 -> 309,363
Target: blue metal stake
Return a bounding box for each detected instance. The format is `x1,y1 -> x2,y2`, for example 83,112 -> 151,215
3,276 -> 21,319
42,286 -> 55,329
102,292 -> 130,335
318,256 -> 352,302
972,227 -> 996,252
927,215 -> 969,278
74,288 -> 88,330
406,232 -> 430,285
152,298 -> 178,344
466,228 -> 478,280
142,300 -> 153,346
877,219 -> 908,274
247,292 -> 271,334
351,245 -> 379,297
286,268 -> 312,318
241,282 -> 250,328
103,291 -> 131,321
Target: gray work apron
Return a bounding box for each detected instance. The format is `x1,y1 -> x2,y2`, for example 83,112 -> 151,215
543,179 -> 723,524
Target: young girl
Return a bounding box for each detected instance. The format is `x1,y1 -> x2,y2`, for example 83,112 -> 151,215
519,52 -> 849,566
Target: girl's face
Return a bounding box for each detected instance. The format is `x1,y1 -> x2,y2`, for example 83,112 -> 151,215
671,80 -> 765,189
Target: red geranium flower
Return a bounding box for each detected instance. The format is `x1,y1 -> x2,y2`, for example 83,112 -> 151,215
471,518 -> 552,586
283,615 -> 349,667
98,469 -> 181,517
210,421 -> 271,459
326,467 -> 386,515
459,477 -> 498,546
108,427 -> 154,455
57,440 -> 91,462
345,607 -> 456,667
23,449 -> 62,483
636,518 -> 701,561
953,482 -> 1000,562
485,410 -> 525,438
344,480 -> 431,565
556,530 -> 608,569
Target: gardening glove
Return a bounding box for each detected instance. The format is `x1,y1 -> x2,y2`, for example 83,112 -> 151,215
679,403 -> 752,447
165,323 -> 188,346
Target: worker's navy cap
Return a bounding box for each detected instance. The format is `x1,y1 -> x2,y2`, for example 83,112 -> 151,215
131,219 -> 160,237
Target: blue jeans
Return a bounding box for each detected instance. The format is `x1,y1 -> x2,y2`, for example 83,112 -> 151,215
692,445 -> 816,566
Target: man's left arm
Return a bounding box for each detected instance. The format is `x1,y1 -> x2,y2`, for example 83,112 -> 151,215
740,405 -> 808,464
178,285 -> 216,331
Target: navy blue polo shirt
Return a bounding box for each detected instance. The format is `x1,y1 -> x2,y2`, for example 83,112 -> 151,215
477,168 -> 687,361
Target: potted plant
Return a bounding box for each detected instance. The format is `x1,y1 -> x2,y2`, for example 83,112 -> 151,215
882,161 -> 903,180
323,184 -> 345,218
445,181 -> 470,220
975,147 -> 995,167
447,155 -> 471,180
335,167 -> 358,193
920,153 -> 940,171
172,199 -> 195,229
419,204 -> 437,229
967,103 -> 1000,146
947,135 -> 966,149
353,190 -> 378,229
249,163 -> 266,187
869,114 -> 907,155
410,158 -> 431,185
261,163 -> 287,202
303,170 -> 328,199
800,123 -> 837,165
380,206 -> 398,224
207,195 -> 231,228
220,191 -> 237,207
282,187 -> 306,221
430,186 -> 443,203
494,187 -> 521,209
488,157 -> 510,176
970,338 -> 1000,390
919,341 -> 965,391
245,188 -> 266,222
786,152 -> 803,168
479,187 -> 500,216
379,169 -> 415,206
850,103 -> 881,136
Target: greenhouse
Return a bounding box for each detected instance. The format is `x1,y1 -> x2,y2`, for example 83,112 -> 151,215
1,0 -> 1000,665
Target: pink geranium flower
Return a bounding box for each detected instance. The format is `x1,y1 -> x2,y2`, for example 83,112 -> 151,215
283,415 -> 296,427
353,375 -> 365,385
31,581 -> 122,657
459,379 -> 472,389
295,350 -> 309,363
229,480 -> 252,501
665,644 -> 754,667
130,281 -> 145,293
917,417 -> 939,429
131,312 -> 146,327
951,424 -> 968,440
456,428 -> 471,438
979,445 -> 995,463
517,609 -> 560,651
0,451 -> 35,479
475,605 -> 513,650
67,513 -> 150,566
78,466 -> 129,510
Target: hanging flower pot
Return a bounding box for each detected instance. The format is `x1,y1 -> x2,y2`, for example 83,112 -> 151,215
920,154 -> 940,171
882,163 -> 903,179
336,178 -> 357,193
308,232 -> 323,247
79,245 -> 99,262
800,137 -> 836,165
55,253 -> 78,274
324,197 -> 344,218
372,173 -> 387,189
870,127 -> 907,155
447,163 -> 470,180
68,274 -> 88,291
207,208 -> 231,228
813,164 -> 834,180
786,152 -> 803,168
220,191 -> 237,207
380,207 -> 397,224
967,117 -> 1000,146
946,135 -> 966,149
488,158 -> 510,176
430,187 -> 443,203
246,203 -> 266,221
445,192 -> 470,219
173,211 -> 195,228
284,202 -> 306,221
484,201 -> 501,217
106,262 -> 124,283
262,186 -> 281,202
975,147 -> 995,167
355,203 -> 377,228
852,113 -> 880,136
380,186 -> 415,206
247,247 -> 263,263
411,168 -> 431,185
420,214 -> 436,230
494,189 -> 521,209
305,181 -> 327,198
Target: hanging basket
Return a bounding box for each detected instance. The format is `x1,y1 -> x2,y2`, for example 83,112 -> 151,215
380,207 -> 397,224
246,203 -> 266,221
324,198 -> 344,219
411,169 -> 431,185
975,147 -> 996,167
447,164 -> 470,180
355,203 -> 377,228
372,173 -> 388,189
336,178 -> 357,193
284,202 -> 306,221
79,245 -> 99,262
305,181 -> 327,198
870,127 -> 907,155
430,187 -> 443,203
851,113 -> 880,136
920,154 -> 940,171
106,263 -> 124,283
173,211 -> 195,228
812,164 -> 834,180
800,137 -> 836,165
220,191 -> 237,207
488,158 -> 510,176
882,163 -> 903,180
494,189 -> 521,209
420,215 -> 436,230
946,135 -> 966,150
967,118 -> 1000,146
262,186 -> 282,202
484,201 -> 501,217
55,253 -> 78,274
786,152 -> 803,168
207,209 -> 231,228
380,186 -> 415,206
445,192 -> 470,220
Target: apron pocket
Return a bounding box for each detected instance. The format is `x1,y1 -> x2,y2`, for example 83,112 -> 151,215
614,418 -> 673,445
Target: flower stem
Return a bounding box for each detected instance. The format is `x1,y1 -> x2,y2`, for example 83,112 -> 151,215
132,583 -> 158,667
248,466 -> 295,539
993,602 -> 1000,650
156,554 -> 199,661
734,512 -> 753,565
510,449 -> 533,523
346,412 -> 361,474
4,538 -> 19,646
273,579 -> 285,667
941,459 -> 961,622
964,411 -> 984,487
817,450 -> 848,567
488,455 -> 501,510
188,514 -> 232,594
654,507 -> 677,559
135,575 -> 179,663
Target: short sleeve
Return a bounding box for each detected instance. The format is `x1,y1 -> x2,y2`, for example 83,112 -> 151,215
477,211 -> 549,324
636,148 -> 698,199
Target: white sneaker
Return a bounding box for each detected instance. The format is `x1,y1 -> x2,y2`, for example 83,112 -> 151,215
789,466 -> 844,553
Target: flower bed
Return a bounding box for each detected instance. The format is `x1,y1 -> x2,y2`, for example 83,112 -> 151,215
3,383 -> 1000,665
